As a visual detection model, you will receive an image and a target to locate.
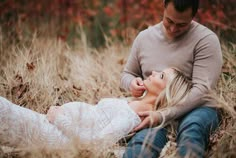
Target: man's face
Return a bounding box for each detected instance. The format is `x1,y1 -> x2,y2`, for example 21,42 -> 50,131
163,2 -> 193,39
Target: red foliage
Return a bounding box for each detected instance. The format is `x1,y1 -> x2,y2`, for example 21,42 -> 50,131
0,0 -> 234,44
197,0 -> 235,31
117,0 -> 164,29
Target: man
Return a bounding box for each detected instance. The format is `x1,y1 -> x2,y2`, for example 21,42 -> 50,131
120,0 -> 223,157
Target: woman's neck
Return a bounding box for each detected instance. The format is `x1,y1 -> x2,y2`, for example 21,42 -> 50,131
139,92 -> 157,105
128,91 -> 158,113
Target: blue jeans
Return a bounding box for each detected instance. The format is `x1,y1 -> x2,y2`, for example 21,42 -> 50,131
123,106 -> 219,158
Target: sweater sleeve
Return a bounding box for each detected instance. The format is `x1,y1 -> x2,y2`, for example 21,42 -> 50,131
120,33 -> 143,91
159,34 -> 223,124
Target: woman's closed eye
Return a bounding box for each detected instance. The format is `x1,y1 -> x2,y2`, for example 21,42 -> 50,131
160,72 -> 164,79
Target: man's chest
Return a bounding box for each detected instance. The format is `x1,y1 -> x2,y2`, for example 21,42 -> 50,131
139,48 -> 194,78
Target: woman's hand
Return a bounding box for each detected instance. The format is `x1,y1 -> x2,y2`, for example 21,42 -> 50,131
129,77 -> 146,97
132,111 -> 162,132
46,106 -> 62,123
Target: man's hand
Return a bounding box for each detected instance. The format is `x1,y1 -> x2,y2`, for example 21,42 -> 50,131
132,111 -> 162,132
129,77 -> 146,97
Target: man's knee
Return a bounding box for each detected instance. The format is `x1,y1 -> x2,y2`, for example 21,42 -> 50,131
176,107 -> 220,158
178,107 -> 219,135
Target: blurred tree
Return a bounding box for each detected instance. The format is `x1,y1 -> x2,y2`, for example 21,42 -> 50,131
0,0 -> 235,47
197,0 -> 235,42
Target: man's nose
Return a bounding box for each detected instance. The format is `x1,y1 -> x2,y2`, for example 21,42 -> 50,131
170,25 -> 178,32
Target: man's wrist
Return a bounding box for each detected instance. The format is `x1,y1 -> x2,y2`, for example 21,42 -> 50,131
156,111 -> 165,127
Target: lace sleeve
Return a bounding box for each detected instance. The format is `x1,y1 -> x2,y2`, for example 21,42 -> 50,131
96,98 -> 141,144
52,102 -> 96,138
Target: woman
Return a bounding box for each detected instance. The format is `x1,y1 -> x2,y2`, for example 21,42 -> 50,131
0,68 -> 192,149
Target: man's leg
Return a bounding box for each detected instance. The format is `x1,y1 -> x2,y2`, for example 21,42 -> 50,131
123,128 -> 168,158
176,106 -> 219,158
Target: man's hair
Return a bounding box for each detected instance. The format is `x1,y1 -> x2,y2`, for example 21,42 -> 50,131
164,0 -> 199,17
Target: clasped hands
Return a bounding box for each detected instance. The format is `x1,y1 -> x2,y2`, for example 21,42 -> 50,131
46,106 -> 63,123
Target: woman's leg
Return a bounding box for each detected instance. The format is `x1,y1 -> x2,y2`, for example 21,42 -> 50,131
123,128 -> 168,158
176,106 -> 219,158
0,96 -> 69,149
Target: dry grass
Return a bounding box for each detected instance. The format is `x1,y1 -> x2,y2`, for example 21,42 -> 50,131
0,29 -> 235,158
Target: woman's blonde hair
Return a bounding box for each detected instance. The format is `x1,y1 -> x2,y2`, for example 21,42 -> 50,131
154,68 -> 192,110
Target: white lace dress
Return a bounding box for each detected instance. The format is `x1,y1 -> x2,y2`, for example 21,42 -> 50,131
0,97 -> 141,149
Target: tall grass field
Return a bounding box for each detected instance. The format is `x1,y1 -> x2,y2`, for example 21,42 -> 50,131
0,29 -> 235,157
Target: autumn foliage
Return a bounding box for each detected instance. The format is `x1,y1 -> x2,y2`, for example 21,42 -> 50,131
0,0 -> 235,47
0,1 -> 235,157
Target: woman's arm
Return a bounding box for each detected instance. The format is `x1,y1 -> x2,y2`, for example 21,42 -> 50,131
47,102 -> 96,138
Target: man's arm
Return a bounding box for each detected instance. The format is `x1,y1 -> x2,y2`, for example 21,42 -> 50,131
133,33 -> 223,131
160,33 -> 223,124
120,33 -> 143,91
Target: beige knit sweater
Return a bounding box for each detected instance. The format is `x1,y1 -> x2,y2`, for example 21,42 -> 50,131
120,21 -> 223,125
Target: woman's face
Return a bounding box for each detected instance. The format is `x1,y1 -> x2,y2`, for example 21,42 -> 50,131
144,68 -> 175,95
